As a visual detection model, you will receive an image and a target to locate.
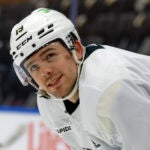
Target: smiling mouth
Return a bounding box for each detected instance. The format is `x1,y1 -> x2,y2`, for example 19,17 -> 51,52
47,75 -> 63,88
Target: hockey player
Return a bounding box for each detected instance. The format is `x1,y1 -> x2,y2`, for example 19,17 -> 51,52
10,8 -> 150,150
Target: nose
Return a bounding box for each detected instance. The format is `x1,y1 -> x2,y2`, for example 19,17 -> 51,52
39,64 -> 53,78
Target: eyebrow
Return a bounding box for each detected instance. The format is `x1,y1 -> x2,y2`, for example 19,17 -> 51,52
25,47 -> 55,70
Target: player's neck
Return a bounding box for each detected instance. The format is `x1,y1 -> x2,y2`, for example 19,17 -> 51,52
69,91 -> 79,103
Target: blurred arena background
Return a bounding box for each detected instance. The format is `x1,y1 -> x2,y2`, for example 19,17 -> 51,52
0,0 -> 150,149
0,0 -> 150,107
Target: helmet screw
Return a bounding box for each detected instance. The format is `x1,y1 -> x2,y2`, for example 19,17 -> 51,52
32,43 -> 36,47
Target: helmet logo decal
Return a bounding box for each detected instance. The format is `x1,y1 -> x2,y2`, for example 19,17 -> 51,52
37,8 -> 50,13
16,25 -> 23,35
17,35 -> 32,50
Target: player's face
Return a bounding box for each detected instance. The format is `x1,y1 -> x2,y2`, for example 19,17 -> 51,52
24,41 -> 83,99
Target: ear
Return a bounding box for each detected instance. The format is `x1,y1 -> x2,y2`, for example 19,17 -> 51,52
74,40 -> 84,61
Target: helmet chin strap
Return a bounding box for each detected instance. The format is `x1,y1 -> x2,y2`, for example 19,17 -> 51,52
28,48 -> 85,101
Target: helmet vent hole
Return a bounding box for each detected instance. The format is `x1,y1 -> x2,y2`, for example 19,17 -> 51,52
38,29 -> 44,35
14,55 -> 18,59
48,24 -> 53,29
39,29 -> 54,39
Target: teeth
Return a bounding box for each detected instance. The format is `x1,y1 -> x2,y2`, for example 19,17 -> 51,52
47,75 -> 62,87
50,79 -> 57,85
48,77 -> 60,86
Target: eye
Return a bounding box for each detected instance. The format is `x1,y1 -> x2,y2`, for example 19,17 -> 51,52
45,53 -> 56,62
29,64 -> 39,73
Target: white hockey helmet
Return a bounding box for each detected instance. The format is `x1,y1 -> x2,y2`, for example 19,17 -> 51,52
10,8 -> 80,67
